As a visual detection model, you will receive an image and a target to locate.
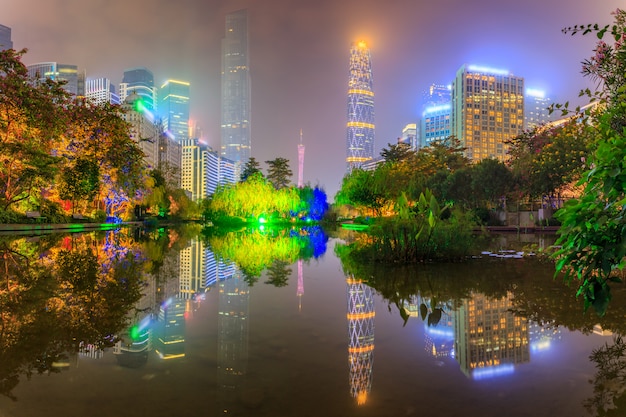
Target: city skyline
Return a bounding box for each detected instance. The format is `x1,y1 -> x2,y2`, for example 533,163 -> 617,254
3,0 -> 620,198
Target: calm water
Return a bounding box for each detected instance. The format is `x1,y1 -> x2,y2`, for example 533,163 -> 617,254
1,226 -> 625,417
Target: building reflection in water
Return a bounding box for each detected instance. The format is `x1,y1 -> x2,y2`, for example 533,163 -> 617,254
454,292 -> 530,380
407,295 -> 456,359
347,275 -> 375,405
154,296 -> 187,360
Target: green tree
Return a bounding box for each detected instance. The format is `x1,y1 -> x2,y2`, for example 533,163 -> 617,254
265,157 -> 292,189
471,158 -> 513,210
240,157 -> 263,181
58,158 -> 100,213
554,9 -> 626,315
380,141 -> 414,164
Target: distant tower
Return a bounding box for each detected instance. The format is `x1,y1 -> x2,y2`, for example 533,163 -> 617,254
524,88 -> 553,129
119,67 -> 156,112
221,9 -> 251,164
0,24 -> 13,51
27,62 -> 84,96
160,79 -> 190,143
347,275 -> 375,405
297,259 -> 304,311
346,41 -> 375,172
86,78 -> 120,105
297,129 -> 305,187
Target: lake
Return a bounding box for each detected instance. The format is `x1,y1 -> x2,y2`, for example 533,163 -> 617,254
0,225 -> 624,417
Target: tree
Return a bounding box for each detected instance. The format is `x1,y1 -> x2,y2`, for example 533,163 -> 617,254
57,158 -> 100,213
265,157 -> 292,189
380,141 -> 414,164
554,9 -> 626,316
240,157 -> 263,181
471,158 -> 513,210
0,49 -> 70,210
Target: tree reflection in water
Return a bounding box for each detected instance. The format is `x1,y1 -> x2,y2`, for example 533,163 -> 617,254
585,335 -> 626,416
0,230 -> 147,400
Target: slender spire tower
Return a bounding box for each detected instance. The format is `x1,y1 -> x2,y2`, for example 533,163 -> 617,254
346,41 -> 375,172
297,129 -> 305,188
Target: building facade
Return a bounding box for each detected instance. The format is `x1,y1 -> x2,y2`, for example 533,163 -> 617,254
221,9 -> 251,164
346,41 -> 375,172
160,79 -> 190,143
451,65 -> 524,162
120,92 -> 159,170
524,88 -> 553,130
119,67 -> 156,112
421,104 -> 452,148
0,24 -> 12,51
85,78 -> 120,105
27,62 -> 85,96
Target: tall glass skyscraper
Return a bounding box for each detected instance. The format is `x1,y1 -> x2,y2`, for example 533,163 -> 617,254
119,67 -> 156,112
160,79 -> 190,142
0,24 -> 12,51
346,41 -> 375,172
221,9 -> 251,164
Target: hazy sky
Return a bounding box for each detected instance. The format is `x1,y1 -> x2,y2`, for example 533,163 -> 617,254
4,0 -> 623,198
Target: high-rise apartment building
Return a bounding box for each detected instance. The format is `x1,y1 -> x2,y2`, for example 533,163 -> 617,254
86,78 -> 120,105
0,24 -> 12,51
120,92 -> 159,170
400,124 -> 417,150
160,79 -> 190,143
27,62 -> 85,96
119,67 -> 156,112
524,88 -> 553,130
221,9 -> 251,164
180,138 -> 208,202
451,65 -> 524,162
346,41 -> 375,172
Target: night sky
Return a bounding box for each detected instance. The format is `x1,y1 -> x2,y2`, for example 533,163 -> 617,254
4,0 -> 623,198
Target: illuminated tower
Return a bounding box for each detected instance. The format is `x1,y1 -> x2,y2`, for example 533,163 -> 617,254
524,88 -> 553,130
119,67 -> 156,112
160,79 -> 190,143
297,259 -> 304,311
221,9 -> 251,164
451,64 -> 524,162
346,41 -> 375,171
347,275 -> 375,405
297,129 -> 305,187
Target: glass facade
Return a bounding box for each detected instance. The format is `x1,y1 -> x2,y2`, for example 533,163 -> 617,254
451,65 -> 524,162
119,67 -> 156,112
27,62 -> 82,96
159,79 -> 190,143
0,24 -> 12,51
346,41 -> 375,172
221,9 -> 251,164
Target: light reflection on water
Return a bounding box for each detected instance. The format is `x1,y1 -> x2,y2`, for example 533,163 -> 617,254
0,229 -> 624,417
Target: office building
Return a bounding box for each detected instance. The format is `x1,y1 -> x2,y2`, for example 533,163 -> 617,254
451,65 -> 524,162
401,123 -> 418,150
421,104 -> 452,148
27,62 -> 85,96
221,9 -> 251,164
119,67 -> 156,112
160,79 -> 190,143
0,24 -> 12,51
120,92 -> 159,170
85,78 -> 120,105
524,89 -> 553,129
346,41 -> 375,171
206,149 -> 236,196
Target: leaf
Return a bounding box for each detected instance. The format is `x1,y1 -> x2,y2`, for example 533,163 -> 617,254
419,303 -> 428,321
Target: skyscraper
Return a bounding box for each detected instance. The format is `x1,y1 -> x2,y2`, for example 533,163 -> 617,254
221,9 -> 251,164
119,67 -> 156,112
27,62 -> 85,96
85,78 -> 120,105
160,79 -> 190,142
451,64 -> 524,162
346,41 -> 375,172
524,88 -> 553,129
0,24 -> 12,51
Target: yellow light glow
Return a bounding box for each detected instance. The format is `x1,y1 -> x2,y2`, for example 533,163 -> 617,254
357,391 -> 368,405
347,89 -> 374,96
346,156 -> 372,163
346,122 -> 375,129
358,41 -> 367,48
348,345 -> 375,354
347,312 -> 376,320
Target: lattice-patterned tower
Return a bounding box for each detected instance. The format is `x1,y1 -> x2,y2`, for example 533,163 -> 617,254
346,41 -> 375,172
298,129 -> 305,188
347,275 -> 375,405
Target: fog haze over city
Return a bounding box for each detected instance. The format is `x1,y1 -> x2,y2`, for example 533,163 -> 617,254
4,0 -> 621,197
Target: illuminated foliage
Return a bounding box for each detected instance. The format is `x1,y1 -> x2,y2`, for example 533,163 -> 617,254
554,9 -> 626,316
240,157 -> 263,181
265,157 -> 293,189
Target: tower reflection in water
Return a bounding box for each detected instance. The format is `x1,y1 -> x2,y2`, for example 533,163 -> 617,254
347,275 -> 375,405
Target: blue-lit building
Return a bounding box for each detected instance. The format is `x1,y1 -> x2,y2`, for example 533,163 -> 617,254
160,79 -> 190,143
0,24 -> 12,51
221,9 -> 251,164
346,41 -> 375,172
119,67 -> 156,112
421,104 -> 451,148
524,88 -> 553,130
85,77 -> 120,105
206,149 -> 236,196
